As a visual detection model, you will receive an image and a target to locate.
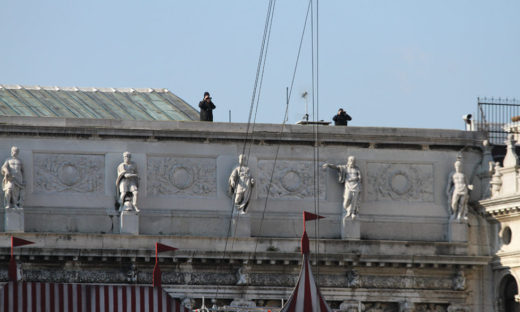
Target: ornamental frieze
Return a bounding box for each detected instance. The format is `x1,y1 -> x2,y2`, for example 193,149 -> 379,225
363,302 -> 399,312
147,156 -> 216,197
366,162 -> 434,202
415,303 -> 449,312
257,160 -> 326,199
359,275 -> 452,289
33,153 -> 104,194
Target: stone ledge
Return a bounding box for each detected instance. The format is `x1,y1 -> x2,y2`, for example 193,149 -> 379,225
164,285 -> 468,302
0,233 -> 471,256
0,246 -> 490,268
0,116 -> 484,148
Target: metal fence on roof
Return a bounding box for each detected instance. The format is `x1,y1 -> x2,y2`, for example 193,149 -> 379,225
476,97 -> 520,145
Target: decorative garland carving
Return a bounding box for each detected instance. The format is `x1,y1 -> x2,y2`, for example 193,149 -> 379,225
33,153 -> 104,193
147,156 -> 216,197
257,160 -> 326,199
366,163 -> 434,201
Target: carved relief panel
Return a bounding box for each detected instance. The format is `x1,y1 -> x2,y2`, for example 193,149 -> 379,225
33,153 -> 104,193
415,303 -> 448,312
358,275 -> 452,289
363,302 -> 399,312
147,156 -> 216,197
257,160 -> 326,199
366,162 -> 434,202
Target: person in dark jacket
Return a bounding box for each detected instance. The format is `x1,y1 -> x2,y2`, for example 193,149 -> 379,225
332,108 -> 352,126
199,92 -> 216,122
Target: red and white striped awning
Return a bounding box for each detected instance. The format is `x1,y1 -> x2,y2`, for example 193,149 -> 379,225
0,281 -> 189,312
279,231 -> 332,312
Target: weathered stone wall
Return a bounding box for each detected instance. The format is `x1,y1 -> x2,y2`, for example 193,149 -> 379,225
0,116 -> 493,311
0,116 -> 484,241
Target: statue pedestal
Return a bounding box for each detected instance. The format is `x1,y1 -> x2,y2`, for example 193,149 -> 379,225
231,213 -> 251,237
5,208 -> 24,233
341,217 -> 360,240
120,211 -> 139,235
448,220 -> 467,242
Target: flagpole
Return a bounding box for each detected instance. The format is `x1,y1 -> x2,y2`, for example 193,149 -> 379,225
153,242 -> 177,288
155,242 -> 158,265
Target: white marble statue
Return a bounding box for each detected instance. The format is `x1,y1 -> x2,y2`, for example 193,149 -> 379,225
446,159 -> 473,221
116,152 -> 139,213
503,133 -> 519,167
236,266 -> 250,286
323,156 -> 362,219
1,146 -> 25,209
490,162 -> 503,198
478,140 -> 494,199
228,154 -> 255,215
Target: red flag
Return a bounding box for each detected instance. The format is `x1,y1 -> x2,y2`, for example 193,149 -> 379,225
153,242 -> 177,288
302,212 -> 325,231
303,211 -> 325,223
9,237 -> 33,282
12,237 -> 34,248
156,243 -> 177,253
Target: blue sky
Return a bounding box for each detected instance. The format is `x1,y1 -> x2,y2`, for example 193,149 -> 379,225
1,0 -> 519,129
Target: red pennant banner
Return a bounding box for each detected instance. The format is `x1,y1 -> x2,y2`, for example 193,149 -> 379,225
9,236 -> 34,282
12,237 -> 34,248
303,211 -> 325,222
156,243 -> 177,253
153,242 -> 177,288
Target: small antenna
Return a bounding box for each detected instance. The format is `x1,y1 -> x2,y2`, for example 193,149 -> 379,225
229,110 -> 231,123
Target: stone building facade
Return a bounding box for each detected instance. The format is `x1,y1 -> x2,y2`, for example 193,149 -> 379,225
0,87 -> 517,311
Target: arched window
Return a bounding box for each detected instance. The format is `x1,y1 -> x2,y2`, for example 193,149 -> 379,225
500,274 -> 519,312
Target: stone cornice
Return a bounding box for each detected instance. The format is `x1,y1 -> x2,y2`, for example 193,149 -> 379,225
0,247 -> 490,267
0,233 -> 470,256
0,231 -> 491,269
491,252 -> 520,269
0,116 -> 485,148
479,195 -> 520,219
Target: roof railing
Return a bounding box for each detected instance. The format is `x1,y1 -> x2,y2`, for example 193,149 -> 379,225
477,97 -> 520,145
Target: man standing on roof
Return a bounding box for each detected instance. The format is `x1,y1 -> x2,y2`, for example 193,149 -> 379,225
199,91 -> 216,122
332,108 -> 352,126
